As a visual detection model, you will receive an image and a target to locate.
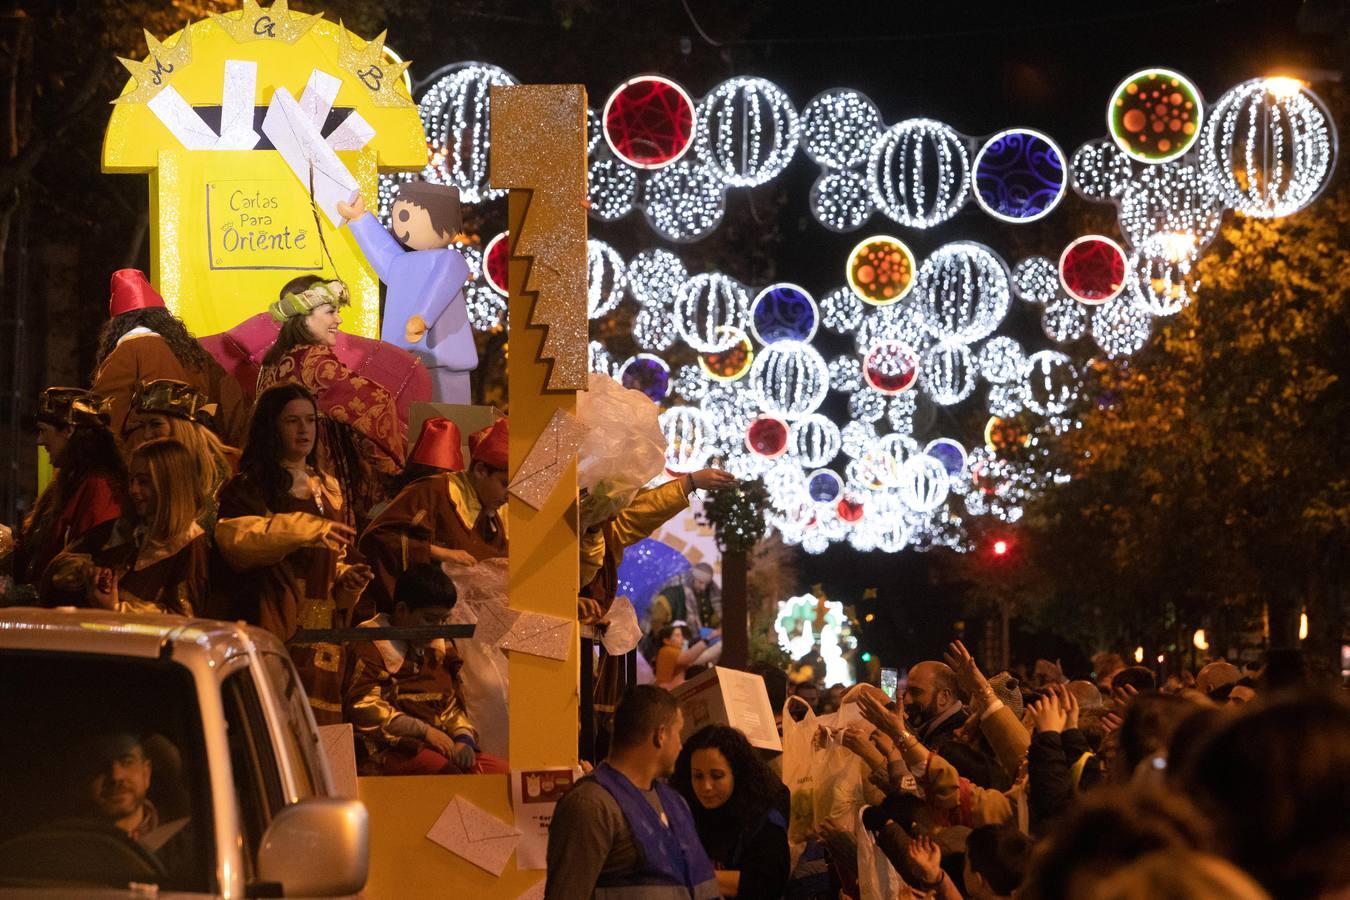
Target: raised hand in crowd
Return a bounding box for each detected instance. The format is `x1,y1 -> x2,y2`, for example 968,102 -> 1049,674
686,468 -> 737,491
1030,690 -> 1068,734
944,639 -> 993,701
1110,683 -> 1139,711
335,563 -> 374,610
905,835 -> 945,890
1100,711 -> 1124,735
1048,682 -> 1080,730
577,595 -> 609,627
857,686 -> 908,748
429,544 -> 478,567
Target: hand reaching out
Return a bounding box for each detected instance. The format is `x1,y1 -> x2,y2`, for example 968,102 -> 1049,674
906,835 -> 943,888
1110,683 -> 1139,711
689,468 -> 736,491
1029,691 -> 1068,734
841,725 -> 887,773
336,193 -> 367,222
944,639 -> 991,697
1049,683 -> 1080,730
857,690 -> 906,746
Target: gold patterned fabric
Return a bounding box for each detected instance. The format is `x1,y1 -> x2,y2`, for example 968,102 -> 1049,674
256,345 -> 406,476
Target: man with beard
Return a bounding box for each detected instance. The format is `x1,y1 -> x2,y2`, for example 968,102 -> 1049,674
905,660 -> 998,787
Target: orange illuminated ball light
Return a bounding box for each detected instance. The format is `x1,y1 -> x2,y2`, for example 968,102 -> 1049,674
846,235 -> 916,306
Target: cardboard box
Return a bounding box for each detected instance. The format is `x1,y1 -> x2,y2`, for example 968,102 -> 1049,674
671,666 -> 783,753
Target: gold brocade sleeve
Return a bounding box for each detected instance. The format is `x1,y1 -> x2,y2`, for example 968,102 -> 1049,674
214,512 -> 333,570
344,656 -> 423,754
609,480 -> 689,550
434,689 -> 478,745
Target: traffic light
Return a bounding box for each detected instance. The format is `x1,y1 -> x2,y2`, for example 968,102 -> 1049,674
993,539 -> 1009,556
860,651 -> 872,663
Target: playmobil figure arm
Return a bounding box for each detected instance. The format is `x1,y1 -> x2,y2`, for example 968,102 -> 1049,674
405,246 -> 471,344
338,194 -> 403,283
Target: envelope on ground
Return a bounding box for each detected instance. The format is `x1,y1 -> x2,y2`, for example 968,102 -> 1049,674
426,795 -> 521,876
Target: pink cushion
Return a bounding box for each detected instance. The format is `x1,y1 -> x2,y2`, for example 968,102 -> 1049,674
198,313 -> 432,426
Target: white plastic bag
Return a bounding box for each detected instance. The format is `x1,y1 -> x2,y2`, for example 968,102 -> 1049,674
781,696 -> 869,844
445,559 -> 511,759
855,805 -> 901,900
576,374 -> 667,528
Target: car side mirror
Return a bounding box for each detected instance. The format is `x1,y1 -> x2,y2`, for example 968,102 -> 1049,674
256,798 -> 368,896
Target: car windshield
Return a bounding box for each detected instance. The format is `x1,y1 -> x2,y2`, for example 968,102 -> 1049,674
0,651 -> 214,893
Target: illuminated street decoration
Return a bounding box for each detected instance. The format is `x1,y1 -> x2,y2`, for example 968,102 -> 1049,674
750,284 -> 820,345
972,128 -> 1068,222
1059,235 -> 1128,305
868,118 -> 971,229
602,74 -> 696,169
846,235 -> 916,306
1108,68 -> 1203,163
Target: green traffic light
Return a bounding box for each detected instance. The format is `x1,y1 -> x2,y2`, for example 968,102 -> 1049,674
861,652 -> 872,662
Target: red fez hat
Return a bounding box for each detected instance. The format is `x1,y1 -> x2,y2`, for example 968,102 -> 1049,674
409,417 -> 465,472
468,418 -> 508,470
109,269 -> 167,317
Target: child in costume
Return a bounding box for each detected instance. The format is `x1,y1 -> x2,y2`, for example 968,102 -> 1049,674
337,183 -> 474,403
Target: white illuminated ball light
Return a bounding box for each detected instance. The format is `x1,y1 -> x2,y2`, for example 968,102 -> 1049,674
810,170 -> 876,232
1198,77 -> 1338,218
790,414 -> 842,468
1022,350 -> 1079,417
913,242 -> 1012,344
628,248 -> 689,309
898,454 -> 951,513
1070,138 -> 1134,201
696,77 -> 801,188
821,287 -> 866,334
642,159 -> 727,242
800,88 -> 885,169
674,273 -> 750,352
417,62 -> 518,203
659,406 -> 711,473
1041,295 -> 1090,343
1012,256 -> 1060,305
920,343 -> 977,406
587,153 -> 639,221
587,239 -> 628,319
748,341 -> 831,419
1127,235 -> 1199,317
1092,297 -> 1153,358
976,336 -> 1026,384
868,118 -> 972,229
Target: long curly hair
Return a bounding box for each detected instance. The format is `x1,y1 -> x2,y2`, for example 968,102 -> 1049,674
238,383 -> 320,510
671,724 -> 782,824
23,422 -> 127,579
92,308 -> 217,378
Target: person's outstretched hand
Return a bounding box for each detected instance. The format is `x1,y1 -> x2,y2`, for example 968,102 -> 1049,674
944,639 -> 990,697
336,193 -> 367,222
906,835 -> 943,887
689,469 -> 736,491
1029,691 -> 1068,734
858,690 -> 906,746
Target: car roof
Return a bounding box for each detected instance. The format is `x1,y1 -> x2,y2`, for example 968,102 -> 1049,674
0,607 -> 285,669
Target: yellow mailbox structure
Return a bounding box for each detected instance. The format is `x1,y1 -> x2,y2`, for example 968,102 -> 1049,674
102,4 -> 426,336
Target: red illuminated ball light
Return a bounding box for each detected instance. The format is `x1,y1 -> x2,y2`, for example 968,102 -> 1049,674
1059,235 -> 1127,305
746,415 -> 789,458
602,75 -> 696,170
483,231 -> 510,296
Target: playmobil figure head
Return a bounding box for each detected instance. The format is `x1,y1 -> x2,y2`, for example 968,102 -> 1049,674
390,182 -> 462,251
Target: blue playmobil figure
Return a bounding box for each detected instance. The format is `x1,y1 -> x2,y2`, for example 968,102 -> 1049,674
337,183 -> 475,403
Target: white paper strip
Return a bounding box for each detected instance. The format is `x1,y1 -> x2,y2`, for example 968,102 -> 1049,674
262,85 -> 358,227
325,110 -> 375,152
147,86 -> 221,151
297,69 -> 342,131
217,59 -> 260,150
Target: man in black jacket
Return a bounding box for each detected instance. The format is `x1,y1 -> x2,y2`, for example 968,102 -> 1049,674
905,660 -> 1000,787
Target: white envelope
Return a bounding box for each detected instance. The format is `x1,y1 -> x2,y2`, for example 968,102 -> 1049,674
426,795 -> 521,876
262,84 -> 358,227
500,612 -> 572,661
472,602 -> 521,648
600,596 -> 642,656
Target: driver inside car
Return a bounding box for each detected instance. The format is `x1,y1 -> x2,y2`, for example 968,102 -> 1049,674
72,732 -> 193,874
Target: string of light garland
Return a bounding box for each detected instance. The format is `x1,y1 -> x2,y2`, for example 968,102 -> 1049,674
387,64 -> 1337,554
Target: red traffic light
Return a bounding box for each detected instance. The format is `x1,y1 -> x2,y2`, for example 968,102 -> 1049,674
992,539 -> 1009,556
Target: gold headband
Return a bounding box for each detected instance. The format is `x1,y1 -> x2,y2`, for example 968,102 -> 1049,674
268,280 -> 350,323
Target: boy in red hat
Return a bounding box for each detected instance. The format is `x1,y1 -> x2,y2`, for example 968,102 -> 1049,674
91,269 -> 249,446
358,417 -> 509,614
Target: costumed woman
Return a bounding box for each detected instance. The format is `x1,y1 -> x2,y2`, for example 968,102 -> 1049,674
121,378 -> 239,528
12,389 -> 125,590
576,374 -> 734,755
672,725 -> 792,900
42,438 -> 210,616
214,383 -> 374,723
257,275 -> 407,520
91,269 -> 248,446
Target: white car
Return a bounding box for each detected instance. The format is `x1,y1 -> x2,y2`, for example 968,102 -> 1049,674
0,608 -> 367,898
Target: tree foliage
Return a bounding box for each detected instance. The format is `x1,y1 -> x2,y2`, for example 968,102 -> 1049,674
948,96 -> 1350,662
